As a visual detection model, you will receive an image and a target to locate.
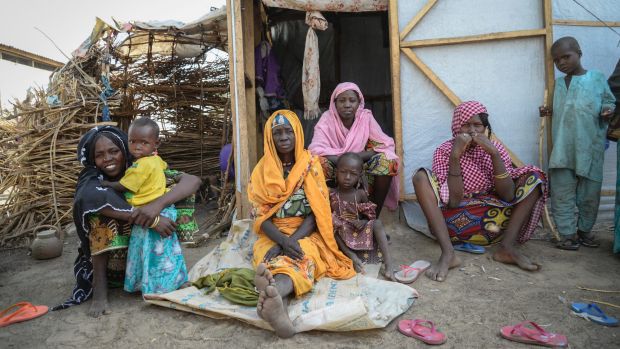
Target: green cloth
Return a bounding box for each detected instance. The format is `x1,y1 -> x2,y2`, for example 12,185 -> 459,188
549,70 -> 616,182
550,168 -> 602,236
193,268 -> 259,306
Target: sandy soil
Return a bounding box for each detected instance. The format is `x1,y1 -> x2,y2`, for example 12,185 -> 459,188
1,209 -> 619,349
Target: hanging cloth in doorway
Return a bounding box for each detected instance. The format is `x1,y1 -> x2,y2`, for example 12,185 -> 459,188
302,11 -> 328,120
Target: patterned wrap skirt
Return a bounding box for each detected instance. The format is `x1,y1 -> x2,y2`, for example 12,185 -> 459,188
420,168 -> 546,245
319,141 -> 398,191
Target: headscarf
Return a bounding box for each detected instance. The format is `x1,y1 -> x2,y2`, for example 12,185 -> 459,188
432,101 -> 543,203
248,110 -> 354,279
53,126 -> 134,310
308,82 -> 400,209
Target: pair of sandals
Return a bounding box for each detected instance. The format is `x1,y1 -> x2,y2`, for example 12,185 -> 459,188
556,230 -> 599,250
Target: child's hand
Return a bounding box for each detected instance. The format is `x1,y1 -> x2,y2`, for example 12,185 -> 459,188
353,219 -> 368,231
100,180 -> 111,187
351,256 -> 365,274
539,106 -> 552,118
601,107 -> 614,121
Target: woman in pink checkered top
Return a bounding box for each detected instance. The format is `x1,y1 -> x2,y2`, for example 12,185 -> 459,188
412,101 -> 548,282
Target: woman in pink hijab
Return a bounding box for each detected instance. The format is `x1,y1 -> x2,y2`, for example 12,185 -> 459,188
309,82 -> 400,216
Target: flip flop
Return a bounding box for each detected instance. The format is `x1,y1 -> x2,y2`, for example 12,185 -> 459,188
571,302 -> 619,327
453,242 -> 485,254
393,260 -> 431,284
500,321 -> 568,347
398,319 -> 447,345
556,237 -> 580,251
0,302 -> 49,327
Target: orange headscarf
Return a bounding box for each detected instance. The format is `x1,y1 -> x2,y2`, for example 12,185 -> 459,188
248,110 -> 355,279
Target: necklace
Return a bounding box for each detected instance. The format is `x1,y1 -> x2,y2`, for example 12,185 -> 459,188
282,161 -> 294,167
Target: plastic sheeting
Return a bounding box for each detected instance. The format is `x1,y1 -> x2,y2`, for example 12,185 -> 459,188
116,6 -> 228,58
147,219 -> 417,333
400,0 -> 545,195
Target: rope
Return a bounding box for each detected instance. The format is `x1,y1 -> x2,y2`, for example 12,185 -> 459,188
571,0 -> 620,44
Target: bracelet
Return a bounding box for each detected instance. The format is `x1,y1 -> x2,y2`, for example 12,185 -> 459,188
448,172 -> 462,177
149,215 -> 161,229
493,172 -> 510,179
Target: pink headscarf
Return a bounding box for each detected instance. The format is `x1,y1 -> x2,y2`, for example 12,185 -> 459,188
309,82 -> 400,209
433,101 -> 545,204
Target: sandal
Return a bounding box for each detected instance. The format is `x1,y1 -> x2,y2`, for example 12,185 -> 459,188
398,319 -> 447,345
577,230 -> 600,248
556,237 -> 580,251
500,321 -> 568,347
0,302 -> 48,327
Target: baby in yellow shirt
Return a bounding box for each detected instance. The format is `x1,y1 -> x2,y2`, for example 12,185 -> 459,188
101,117 -> 167,207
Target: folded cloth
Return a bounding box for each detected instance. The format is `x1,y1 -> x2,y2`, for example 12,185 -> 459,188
193,268 -> 259,306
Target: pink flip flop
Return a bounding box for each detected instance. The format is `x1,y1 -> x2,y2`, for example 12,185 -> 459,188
394,260 -> 431,283
398,319 -> 447,345
500,321 -> 568,347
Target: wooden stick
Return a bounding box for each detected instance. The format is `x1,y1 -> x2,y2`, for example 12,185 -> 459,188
582,299 -> 620,310
399,0 -> 438,41
577,286 -> 620,293
401,29 -> 546,48
553,19 -> 620,27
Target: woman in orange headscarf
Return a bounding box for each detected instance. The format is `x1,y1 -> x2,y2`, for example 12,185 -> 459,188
249,110 -> 355,338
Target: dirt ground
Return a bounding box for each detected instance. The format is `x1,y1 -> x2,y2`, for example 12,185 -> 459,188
1,209 -> 619,349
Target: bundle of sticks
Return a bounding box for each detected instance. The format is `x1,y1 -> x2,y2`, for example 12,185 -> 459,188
0,49 -> 120,247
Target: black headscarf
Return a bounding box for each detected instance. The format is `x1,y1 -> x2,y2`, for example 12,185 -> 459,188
54,126 -> 134,310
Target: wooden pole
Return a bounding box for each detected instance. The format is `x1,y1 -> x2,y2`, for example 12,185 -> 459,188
398,0 -> 437,41
388,0 -> 405,201
401,29 -> 546,48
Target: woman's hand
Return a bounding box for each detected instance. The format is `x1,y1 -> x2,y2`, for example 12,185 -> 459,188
263,244 -> 283,262
452,133 -> 472,157
358,151 -> 376,162
280,237 -> 304,260
131,201 -> 165,227
351,255 -> 365,274
472,134 -> 498,155
152,216 -> 177,238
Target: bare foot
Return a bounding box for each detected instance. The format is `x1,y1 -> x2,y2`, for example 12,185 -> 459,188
425,251 -> 461,282
88,299 -> 110,318
493,245 -> 540,271
383,261 -> 395,281
254,263 -> 275,293
257,285 -> 296,338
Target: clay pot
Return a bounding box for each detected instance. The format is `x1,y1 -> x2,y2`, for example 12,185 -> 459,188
30,225 -> 63,260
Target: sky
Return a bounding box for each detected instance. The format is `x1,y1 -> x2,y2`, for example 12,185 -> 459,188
0,0 -> 226,109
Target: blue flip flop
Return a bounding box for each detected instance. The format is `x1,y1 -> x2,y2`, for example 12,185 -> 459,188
571,302 -> 619,327
453,242 -> 485,254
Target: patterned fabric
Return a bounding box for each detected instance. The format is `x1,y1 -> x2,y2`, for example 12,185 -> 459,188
330,190 -> 376,250
308,82 -> 400,209
248,110 -> 355,297
329,190 -> 382,264
275,187 -> 312,218
261,0 -> 388,12
88,213 -> 131,256
124,206 -> 188,294
319,141 -> 398,194
433,101 -> 547,205
421,168 -> 545,245
302,11 -> 327,120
